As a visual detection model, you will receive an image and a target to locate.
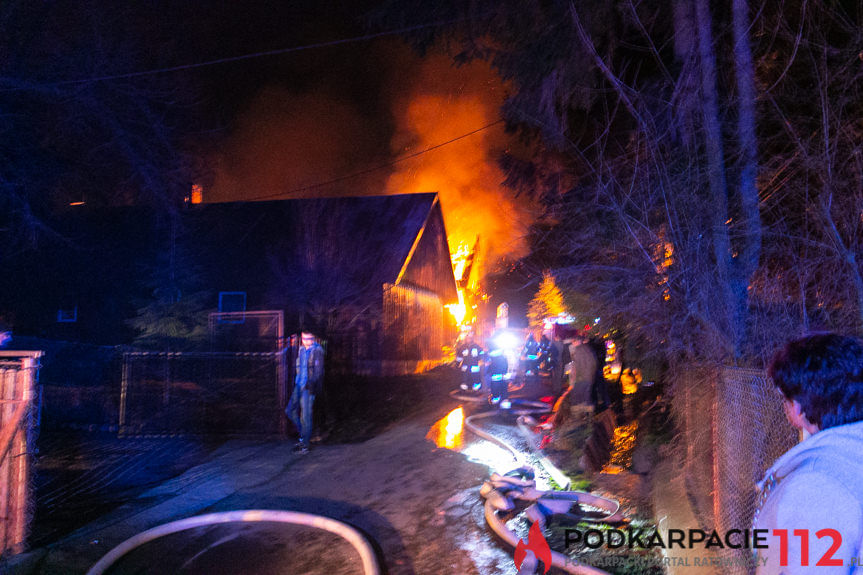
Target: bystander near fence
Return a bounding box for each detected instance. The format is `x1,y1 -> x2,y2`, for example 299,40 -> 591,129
672,366 -> 797,575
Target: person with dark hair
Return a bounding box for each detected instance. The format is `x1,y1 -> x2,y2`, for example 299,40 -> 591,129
286,331 -> 324,455
755,333 -> 863,574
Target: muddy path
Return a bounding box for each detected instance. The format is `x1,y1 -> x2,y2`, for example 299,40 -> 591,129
13,390 -> 527,574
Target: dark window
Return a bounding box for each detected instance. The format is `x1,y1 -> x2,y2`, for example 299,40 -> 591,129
219,292 -> 246,313
218,292 -> 246,323
57,307 -> 78,323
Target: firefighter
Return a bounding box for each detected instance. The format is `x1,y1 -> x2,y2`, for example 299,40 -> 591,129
537,334 -> 556,376
521,333 -> 541,380
456,332 -> 485,392
486,338 -> 511,408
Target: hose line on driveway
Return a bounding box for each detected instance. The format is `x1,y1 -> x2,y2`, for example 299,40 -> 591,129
86,509 -> 381,575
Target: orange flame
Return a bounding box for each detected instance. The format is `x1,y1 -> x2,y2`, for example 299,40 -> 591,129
203,47 -> 538,276
386,54 -> 536,271
514,521 -> 552,573
446,292 -> 467,326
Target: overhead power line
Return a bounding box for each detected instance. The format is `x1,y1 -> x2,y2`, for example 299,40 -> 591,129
239,119 -> 505,202
0,18 -> 463,91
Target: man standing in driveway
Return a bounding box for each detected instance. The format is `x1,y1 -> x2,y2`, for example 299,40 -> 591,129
287,331 -> 324,454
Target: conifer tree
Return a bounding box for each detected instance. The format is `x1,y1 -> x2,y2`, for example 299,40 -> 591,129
528,271 -> 566,332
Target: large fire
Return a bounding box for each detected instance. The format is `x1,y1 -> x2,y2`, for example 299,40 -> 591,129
386,54 -> 538,330
385,54 -> 536,268
202,45 -> 536,311
446,242 -> 475,326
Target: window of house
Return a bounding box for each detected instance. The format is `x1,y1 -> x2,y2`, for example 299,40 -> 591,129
57,307 -> 78,323
218,292 -> 246,323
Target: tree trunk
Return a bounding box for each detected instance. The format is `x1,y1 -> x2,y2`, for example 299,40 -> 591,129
731,0 -> 761,353
693,0 -> 734,351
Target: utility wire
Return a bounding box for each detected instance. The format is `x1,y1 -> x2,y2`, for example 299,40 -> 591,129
239,119 -> 504,202
0,18 -> 463,91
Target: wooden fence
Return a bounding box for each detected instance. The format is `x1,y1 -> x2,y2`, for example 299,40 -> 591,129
0,351 -> 42,557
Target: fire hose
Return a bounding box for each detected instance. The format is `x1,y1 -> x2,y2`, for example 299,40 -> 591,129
451,391 -> 621,574
86,510 -> 381,575
452,389 -> 570,488
480,466 -> 622,575
484,497 -> 611,575
456,394 -> 548,463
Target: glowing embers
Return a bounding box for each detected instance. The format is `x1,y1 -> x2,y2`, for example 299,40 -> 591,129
427,407 -> 465,449
601,421 -> 639,474
619,368 -> 642,395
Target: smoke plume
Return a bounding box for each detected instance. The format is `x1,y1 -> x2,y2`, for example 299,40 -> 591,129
207,87 -> 387,203
206,43 -> 536,272
385,53 -> 535,269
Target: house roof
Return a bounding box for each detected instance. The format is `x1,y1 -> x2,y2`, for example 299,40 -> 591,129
191,192 -> 449,297
180,192 -> 457,303
11,193 -> 458,340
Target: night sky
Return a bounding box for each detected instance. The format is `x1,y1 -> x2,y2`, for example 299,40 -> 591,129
1,1 -> 534,265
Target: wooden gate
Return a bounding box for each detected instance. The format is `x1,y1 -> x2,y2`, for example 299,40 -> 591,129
0,351 -> 42,557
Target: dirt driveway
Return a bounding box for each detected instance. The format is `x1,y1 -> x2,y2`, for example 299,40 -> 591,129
10,393 -> 525,575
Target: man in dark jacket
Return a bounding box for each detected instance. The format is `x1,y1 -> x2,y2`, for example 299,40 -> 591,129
287,331 -> 324,454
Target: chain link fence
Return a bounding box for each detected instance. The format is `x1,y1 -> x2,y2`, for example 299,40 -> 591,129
672,365 -> 798,575
673,366 -> 717,531
120,350 -> 287,436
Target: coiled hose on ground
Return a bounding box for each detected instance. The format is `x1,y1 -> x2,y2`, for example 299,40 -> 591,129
85,510 -> 381,575
451,389 -> 619,575
451,389 -> 570,487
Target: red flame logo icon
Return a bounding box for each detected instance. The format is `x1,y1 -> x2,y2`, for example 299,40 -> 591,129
514,521 -> 552,573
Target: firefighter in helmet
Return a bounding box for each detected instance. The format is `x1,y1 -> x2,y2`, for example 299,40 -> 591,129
456,332 -> 485,392
521,332 -> 541,381
486,336 -> 511,408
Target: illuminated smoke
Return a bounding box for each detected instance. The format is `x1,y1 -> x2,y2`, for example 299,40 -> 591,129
207,87 -> 387,203
385,53 -> 535,270
206,46 -> 535,273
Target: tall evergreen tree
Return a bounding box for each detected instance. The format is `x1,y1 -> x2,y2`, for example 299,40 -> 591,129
527,271 -> 566,331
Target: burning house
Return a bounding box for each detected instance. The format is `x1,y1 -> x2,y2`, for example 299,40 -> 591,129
4,193 -> 458,376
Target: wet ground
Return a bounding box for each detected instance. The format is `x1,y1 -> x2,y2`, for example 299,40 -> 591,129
12,407 -> 519,574
29,432 -> 221,548
6,369 -> 663,575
